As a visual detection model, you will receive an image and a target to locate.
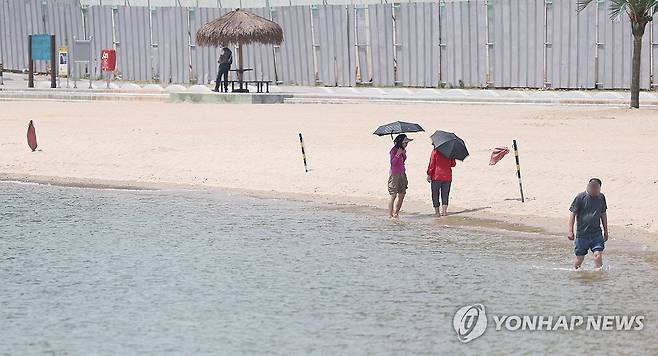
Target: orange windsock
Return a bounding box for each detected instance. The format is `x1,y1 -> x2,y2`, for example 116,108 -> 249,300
27,120 -> 38,152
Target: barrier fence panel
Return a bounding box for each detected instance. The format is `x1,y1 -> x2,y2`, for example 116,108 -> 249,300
44,1 -> 84,79
239,41 -> 276,82
271,6 -> 314,85
442,0 -> 487,88
596,0 -> 652,89
0,0 -> 19,70
85,6 -> 113,79
115,6 -> 151,81
45,1 -> 85,50
367,4 -> 394,86
396,2 -> 440,87
598,2 -> 625,89
652,21 -> 658,89
546,0 -> 595,89
28,0 -> 48,72
151,6 -> 189,84
354,5 -> 369,84
315,5 -> 356,86
0,0 -> 47,72
641,11 -> 653,89
491,0 -> 543,88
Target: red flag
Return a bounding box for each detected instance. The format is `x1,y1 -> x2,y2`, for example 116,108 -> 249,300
27,120 -> 38,152
489,147 -> 509,165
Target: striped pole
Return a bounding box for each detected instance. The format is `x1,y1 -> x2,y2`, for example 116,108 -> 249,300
513,139 -> 525,203
299,133 -> 308,173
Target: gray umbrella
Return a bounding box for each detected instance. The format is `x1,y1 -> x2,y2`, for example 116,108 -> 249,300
430,130 -> 469,161
373,121 -> 424,137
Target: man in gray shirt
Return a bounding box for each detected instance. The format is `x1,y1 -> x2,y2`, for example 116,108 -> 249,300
568,178 -> 609,269
213,46 -> 233,92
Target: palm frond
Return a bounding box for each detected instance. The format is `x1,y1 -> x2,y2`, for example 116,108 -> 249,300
577,0 -> 596,12
648,0 -> 658,15
627,0 -> 652,16
609,0 -> 630,21
636,0 -> 658,14
622,0 -> 658,20
581,0 -> 658,20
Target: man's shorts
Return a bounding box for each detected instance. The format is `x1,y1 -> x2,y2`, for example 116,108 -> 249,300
388,172 -> 408,195
574,232 -> 605,256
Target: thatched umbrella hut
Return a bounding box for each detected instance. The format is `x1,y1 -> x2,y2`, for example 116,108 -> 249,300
196,9 -> 283,86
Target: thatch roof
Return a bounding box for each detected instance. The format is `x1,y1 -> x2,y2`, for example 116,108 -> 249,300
195,9 -> 283,47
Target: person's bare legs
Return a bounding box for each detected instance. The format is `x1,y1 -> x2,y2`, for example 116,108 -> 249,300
434,207 -> 441,216
388,194 -> 396,219
441,205 -> 448,216
574,256 -> 585,270
393,193 -> 405,218
593,251 -> 603,269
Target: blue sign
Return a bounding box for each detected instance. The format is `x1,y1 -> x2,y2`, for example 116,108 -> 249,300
31,34 -> 51,61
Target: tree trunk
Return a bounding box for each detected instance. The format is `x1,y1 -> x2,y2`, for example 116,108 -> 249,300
630,33 -> 643,108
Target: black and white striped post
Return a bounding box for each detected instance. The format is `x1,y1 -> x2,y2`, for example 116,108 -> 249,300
299,133 -> 308,173
513,139 -> 525,203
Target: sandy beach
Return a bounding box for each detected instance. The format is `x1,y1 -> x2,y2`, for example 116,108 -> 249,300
1,100 -> 657,246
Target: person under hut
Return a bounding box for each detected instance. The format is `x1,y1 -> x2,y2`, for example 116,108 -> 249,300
213,46 -> 233,93
196,9 -> 283,94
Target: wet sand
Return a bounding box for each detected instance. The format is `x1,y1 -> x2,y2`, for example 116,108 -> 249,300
1,100 -> 657,249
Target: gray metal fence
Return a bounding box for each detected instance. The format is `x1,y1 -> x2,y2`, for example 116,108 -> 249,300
492,0 -> 543,88
314,5 -> 356,86
2,0 -> 658,90
395,2 -> 441,87
368,3 -> 394,86
115,6 -> 152,82
0,0 -> 47,72
273,6 -> 314,86
86,6 -> 112,78
442,0 -> 487,87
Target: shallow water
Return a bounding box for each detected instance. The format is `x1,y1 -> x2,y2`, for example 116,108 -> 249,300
1,182 -> 657,355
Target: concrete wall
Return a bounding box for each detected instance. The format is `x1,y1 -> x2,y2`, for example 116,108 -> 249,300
1,0 -> 657,89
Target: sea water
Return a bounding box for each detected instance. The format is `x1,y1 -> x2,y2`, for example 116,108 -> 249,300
1,182 -> 657,355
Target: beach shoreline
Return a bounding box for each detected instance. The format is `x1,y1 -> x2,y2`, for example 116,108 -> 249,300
2,100 -> 657,252
2,172 -> 657,254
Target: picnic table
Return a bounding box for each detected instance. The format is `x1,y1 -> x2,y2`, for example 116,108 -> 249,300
229,68 -> 253,93
226,68 -> 272,93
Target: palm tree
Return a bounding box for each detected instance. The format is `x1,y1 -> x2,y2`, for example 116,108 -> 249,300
578,0 -> 658,108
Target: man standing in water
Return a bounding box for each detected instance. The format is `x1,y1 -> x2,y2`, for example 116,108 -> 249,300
568,178 -> 609,269
213,46 -> 233,92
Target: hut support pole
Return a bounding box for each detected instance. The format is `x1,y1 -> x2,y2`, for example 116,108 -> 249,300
237,44 -> 244,89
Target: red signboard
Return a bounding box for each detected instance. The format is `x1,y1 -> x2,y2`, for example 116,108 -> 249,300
100,49 -> 116,72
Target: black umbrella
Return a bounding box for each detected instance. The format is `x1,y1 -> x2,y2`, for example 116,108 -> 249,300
373,121 -> 424,137
430,130 -> 469,161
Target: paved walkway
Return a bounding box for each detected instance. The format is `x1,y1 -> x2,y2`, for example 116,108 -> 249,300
2,72 -> 657,106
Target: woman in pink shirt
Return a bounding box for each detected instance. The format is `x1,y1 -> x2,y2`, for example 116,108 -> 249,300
426,147 -> 456,216
388,134 -> 413,218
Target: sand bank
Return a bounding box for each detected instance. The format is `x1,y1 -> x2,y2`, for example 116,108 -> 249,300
1,101 -> 657,248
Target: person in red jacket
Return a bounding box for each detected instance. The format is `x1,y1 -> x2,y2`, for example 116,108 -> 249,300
426,148 -> 456,216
